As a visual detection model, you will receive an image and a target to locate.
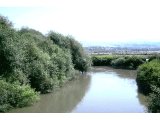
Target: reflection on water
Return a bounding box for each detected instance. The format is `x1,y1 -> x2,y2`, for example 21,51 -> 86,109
10,67 -> 148,113
92,67 -> 137,79
72,67 -> 147,113
10,74 -> 91,113
137,93 -> 148,111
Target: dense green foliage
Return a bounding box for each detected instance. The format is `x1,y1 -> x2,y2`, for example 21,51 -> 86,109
148,86 -> 160,112
92,55 -> 146,69
0,80 -> 39,112
111,56 -> 145,69
0,15 -> 91,112
47,32 -> 91,73
92,55 -> 116,66
136,59 -> 160,95
148,54 -> 160,62
136,59 -> 160,112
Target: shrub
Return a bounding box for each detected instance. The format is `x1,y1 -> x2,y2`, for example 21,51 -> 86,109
47,31 -> 91,72
92,55 -> 145,69
18,29 -> 75,93
0,14 -> 90,111
0,80 -> 39,112
148,54 -> 160,62
0,27 -> 18,75
0,15 -> 13,29
111,57 -> 126,68
136,59 -> 160,95
110,56 -> 145,69
0,17 -> 27,78
92,55 -> 116,66
122,56 -> 145,69
147,85 -> 160,112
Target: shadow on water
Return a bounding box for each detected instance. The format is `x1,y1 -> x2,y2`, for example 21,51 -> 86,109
10,73 -> 91,113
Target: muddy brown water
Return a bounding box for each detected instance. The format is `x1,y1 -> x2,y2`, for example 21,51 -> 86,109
10,67 -> 148,113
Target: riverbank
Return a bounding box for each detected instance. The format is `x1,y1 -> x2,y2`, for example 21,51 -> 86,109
91,55 -> 147,70
0,15 -> 91,112
136,59 -> 160,112
10,67 -> 147,113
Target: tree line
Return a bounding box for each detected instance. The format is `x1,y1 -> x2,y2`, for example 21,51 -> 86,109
92,54 -> 160,112
136,55 -> 160,112
0,15 -> 91,112
92,55 -> 146,69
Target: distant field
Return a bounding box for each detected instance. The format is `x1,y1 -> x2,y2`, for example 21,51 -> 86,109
91,54 -> 151,58
91,54 -> 149,70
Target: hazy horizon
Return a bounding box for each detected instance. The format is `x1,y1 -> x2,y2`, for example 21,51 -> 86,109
0,0 -> 160,47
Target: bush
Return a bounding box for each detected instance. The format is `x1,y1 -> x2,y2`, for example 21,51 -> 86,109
0,80 -> 39,112
92,55 -> 145,69
0,15 -> 90,111
0,17 -> 27,79
125,56 -> 145,69
111,56 -> 145,69
136,59 -> 160,112
148,86 -> 160,113
148,54 -> 160,62
92,55 -> 116,66
0,22 -> 76,94
17,28 -> 75,93
47,31 -> 91,72
136,59 -> 160,95
111,57 -> 126,68
0,15 -> 13,29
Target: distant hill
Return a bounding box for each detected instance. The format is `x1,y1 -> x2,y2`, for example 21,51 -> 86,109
113,42 -> 160,49
85,42 -> 160,55
80,39 -> 160,47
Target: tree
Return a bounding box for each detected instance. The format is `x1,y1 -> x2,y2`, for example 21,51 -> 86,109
47,31 -> 91,72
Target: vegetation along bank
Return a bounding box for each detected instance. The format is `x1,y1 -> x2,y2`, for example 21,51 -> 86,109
1,14 -> 160,113
91,55 -> 147,69
136,58 -> 160,112
0,15 -> 91,112
92,54 -> 160,112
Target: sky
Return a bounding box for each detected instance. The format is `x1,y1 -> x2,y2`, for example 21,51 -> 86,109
0,0 -> 160,46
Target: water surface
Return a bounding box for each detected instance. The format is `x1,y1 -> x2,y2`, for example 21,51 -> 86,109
10,67 -> 147,113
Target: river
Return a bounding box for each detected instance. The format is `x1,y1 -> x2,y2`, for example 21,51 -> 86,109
10,67 -> 148,113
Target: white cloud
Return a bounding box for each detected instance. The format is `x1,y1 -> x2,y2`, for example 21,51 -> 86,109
1,0 -> 160,46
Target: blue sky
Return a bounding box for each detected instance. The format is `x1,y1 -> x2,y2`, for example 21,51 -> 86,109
0,0 -> 160,46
